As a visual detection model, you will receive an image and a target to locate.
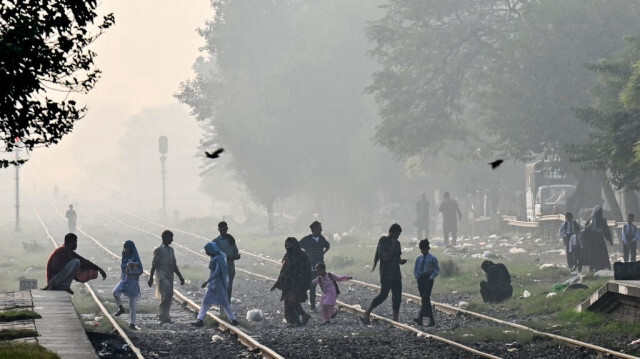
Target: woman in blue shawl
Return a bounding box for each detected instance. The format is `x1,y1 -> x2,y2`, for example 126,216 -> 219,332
113,240 -> 143,329
192,242 -> 239,327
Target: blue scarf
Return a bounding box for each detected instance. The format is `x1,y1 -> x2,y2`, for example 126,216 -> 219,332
121,240 -> 142,272
204,242 -> 228,283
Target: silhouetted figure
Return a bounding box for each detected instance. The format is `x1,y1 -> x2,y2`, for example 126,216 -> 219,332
489,159 -> 504,169
192,242 -> 238,327
568,227 -> 584,273
413,239 -> 439,327
205,148 -> 224,158
113,240 -> 143,330
299,221 -> 330,311
43,233 -> 106,294
414,193 -> 430,240
622,213 -> 639,263
439,192 -> 462,247
480,260 -> 512,303
148,230 -> 185,324
558,212 -> 581,270
213,221 -> 240,301
65,204 -> 77,233
581,205 -> 613,272
362,223 -> 407,324
271,237 -> 312,327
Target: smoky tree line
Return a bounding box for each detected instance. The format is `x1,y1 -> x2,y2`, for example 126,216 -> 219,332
0,0 -> 113,168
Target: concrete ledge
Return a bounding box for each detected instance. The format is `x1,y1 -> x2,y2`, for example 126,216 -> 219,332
576,280 -> 640,322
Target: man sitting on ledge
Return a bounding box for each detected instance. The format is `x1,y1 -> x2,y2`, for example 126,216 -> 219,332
43,233 -> 107,294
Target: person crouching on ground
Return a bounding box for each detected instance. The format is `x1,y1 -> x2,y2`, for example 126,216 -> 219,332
193,242 -> 239,327
413,239 -> 439,327
43,233 -> 107,294
480,260 -> 512,303
113,240 -> 143,330
311,262 -> 352,326
271,237 -> 312,327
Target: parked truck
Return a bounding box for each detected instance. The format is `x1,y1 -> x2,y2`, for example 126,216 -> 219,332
525,160 -> 576,222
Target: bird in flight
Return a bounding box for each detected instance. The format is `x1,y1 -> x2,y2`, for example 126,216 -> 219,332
205,148 -> 224,159
489,159 -> 503,169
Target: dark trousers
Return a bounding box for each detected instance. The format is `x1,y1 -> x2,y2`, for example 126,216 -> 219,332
369,278 -> 402,312
417,277 -> 434,320
227,267 -> 235,301
563,237 -> 578,269
309,270 -> 318,308
623,241 -> 637,263
417,225 -> 429,241
443,230 -> 457,246
284,299 -> 306,324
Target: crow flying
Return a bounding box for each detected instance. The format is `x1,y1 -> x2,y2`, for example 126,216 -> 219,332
205,148 -> 224,159
489,159 -> 503,169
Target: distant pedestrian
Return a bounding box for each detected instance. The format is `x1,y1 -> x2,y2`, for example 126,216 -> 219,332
558,212 -> 581,269
113,240 -> 143,330
43,233 -> 107,295
299,221 -> 330,311
413,239 -> 439,327
568,227 -> 584,272
622,213 -> 639,263
192,242 -> 239,327
213,221 -> 240,301
311,262 -> 351,325
415,193 -> 430,241
581,205 -> 613,272
480,260 -> 512,303
148,230 -> 185,324
65,204 -> 77,233
362,223 -> 407,324
271,237 -> 312,327
439,192 -> 462,247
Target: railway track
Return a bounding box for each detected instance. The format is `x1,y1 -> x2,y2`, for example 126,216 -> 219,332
39,203 -> 280,359
96,201 -> 640,359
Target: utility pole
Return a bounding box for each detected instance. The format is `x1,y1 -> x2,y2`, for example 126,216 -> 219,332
159,136 -> 168,219
14,138 -> 21,232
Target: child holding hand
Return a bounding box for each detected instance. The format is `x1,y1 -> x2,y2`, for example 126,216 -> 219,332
311,262 -> 351,325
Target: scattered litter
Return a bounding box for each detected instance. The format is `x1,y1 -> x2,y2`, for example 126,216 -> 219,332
333,233 -> 342,242
458,301 -> 469,309
211,335 -> 224,342
546,292 -> 557,298
629,338 -> 640,346
539,263 -> 557,269
594,270 -> 614,277
509,247 -> 526,254
246,309 -> 264,322
463,334 -> 474,337
231,297 -> 242,304
523,290 -> 531,298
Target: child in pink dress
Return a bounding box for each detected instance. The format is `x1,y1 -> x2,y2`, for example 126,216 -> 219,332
311,262 -> 352,325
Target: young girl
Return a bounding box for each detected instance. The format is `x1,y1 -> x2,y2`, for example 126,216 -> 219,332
311,262 -> 352,325
113,240 -> 143,330
192,242 -> 239,327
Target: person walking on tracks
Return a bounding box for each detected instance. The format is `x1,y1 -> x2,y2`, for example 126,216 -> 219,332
43,233 -> 107,295
311,262 -> 351,325
113,240 -> 143,330
213,221 -> 240,301
148,230 -> 185,324
622,213 -> 639,263
65,204 -> 77,233
480,260 -> 512,303
192,242 -> 239,327
361,223 -> 408,324
271,237 -> 312,327
558,212 -> 581,270
299,221 -> 330,311
439,192 -> 462,247
413,239 -> 439,327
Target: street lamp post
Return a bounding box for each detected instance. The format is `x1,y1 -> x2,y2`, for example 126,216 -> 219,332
159,136 -> 168,219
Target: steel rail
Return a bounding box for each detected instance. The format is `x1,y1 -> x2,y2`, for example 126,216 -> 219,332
48,203 -> 284,359
101,201 -> 640,359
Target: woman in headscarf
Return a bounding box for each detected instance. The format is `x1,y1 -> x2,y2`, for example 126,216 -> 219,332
581,205 -> 613,272
113,240 -> 143,329
192,242 -> 239,327
271,237 -> 312,327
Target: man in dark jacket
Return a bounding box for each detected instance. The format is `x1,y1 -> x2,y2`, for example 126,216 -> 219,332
299,221 -> 330,311
43,233 -> 107,294
480,260 -> 512,303
439,192 -> 462,247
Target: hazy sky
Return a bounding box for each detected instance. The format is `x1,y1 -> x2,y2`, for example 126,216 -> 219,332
1,1 -> 214,218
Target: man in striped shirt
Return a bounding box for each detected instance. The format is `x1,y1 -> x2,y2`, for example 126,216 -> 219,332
299,221 -> 330,311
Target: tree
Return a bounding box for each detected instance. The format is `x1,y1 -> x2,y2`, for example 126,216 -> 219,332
0,0 -> 113,168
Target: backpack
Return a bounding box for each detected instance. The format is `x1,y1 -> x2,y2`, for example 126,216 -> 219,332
317,273 -> 340,295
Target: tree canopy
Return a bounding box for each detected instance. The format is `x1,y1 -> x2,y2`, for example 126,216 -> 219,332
0,0 -> 113,168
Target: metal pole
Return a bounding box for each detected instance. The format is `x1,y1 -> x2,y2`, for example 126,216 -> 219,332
14,146 -> 20,232
161,154 -> 166,219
